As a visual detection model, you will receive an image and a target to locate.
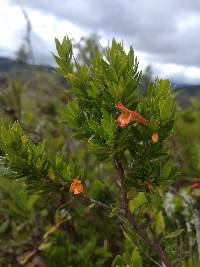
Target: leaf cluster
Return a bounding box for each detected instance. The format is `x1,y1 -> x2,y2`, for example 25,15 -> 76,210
56,36 -> 177,188
0,122 -> 77,193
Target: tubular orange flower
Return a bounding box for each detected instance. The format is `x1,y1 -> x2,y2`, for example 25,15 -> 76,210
191,183 -> 200,189
115,102 -> 148,128
69,178 -> 84,195
152,132 -> 159,143
191,178 -> 200,189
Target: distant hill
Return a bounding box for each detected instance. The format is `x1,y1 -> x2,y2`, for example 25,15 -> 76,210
0,57 -> 14,72
0,56 -> 53,73
176,84 -> 200,94
174,84 -> 200,107
0,56 -> 64,84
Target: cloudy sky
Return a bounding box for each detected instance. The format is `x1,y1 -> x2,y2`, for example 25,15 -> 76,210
0,0 -> 200,84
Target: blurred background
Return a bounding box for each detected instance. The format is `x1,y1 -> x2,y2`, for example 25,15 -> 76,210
0,0 -> 200,85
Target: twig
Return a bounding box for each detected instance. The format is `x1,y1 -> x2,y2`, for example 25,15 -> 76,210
114,158 -> 172,267
76,195 -> 112,210
141,252 -> 163,267
17,0 -> 35,64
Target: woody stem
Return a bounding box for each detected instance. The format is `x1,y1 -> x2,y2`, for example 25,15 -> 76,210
114,159 -> 172,267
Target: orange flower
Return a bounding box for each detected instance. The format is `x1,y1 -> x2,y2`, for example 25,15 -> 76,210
191,178 -> 200,189
192,183 -> 200,189
69,178 -> 84,195
152,132 -> 159,143
115,102 -> 148,128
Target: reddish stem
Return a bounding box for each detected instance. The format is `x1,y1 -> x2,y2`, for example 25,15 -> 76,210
114,159 -> 172,267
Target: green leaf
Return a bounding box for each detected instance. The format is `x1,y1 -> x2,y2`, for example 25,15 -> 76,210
162,159 -> 173,178
182,258 -> 200,267
129,192 -> 147,214
164,228 -> 184,239
27,194 -> 39,209
0,219 -> 9,233
54,36 -> 73,75
109,207 -> 120,218
111,255 -> 126,267
58,100 -> 81,128
87,81 -> 99,98
121,226 -> 135,243
131,249 -> 142,267
154,211 -> 165,235
101,109 -> 115,139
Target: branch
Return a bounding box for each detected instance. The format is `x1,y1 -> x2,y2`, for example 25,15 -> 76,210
17,0 -> 35,64
114,158 -> 172,267
76,195 -> 112,210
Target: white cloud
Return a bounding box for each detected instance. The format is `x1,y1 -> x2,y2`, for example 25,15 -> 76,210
0,0 -> 24,55
0,0 -> 200,84
153,63 -> 200,84
0,0 -> 87,64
